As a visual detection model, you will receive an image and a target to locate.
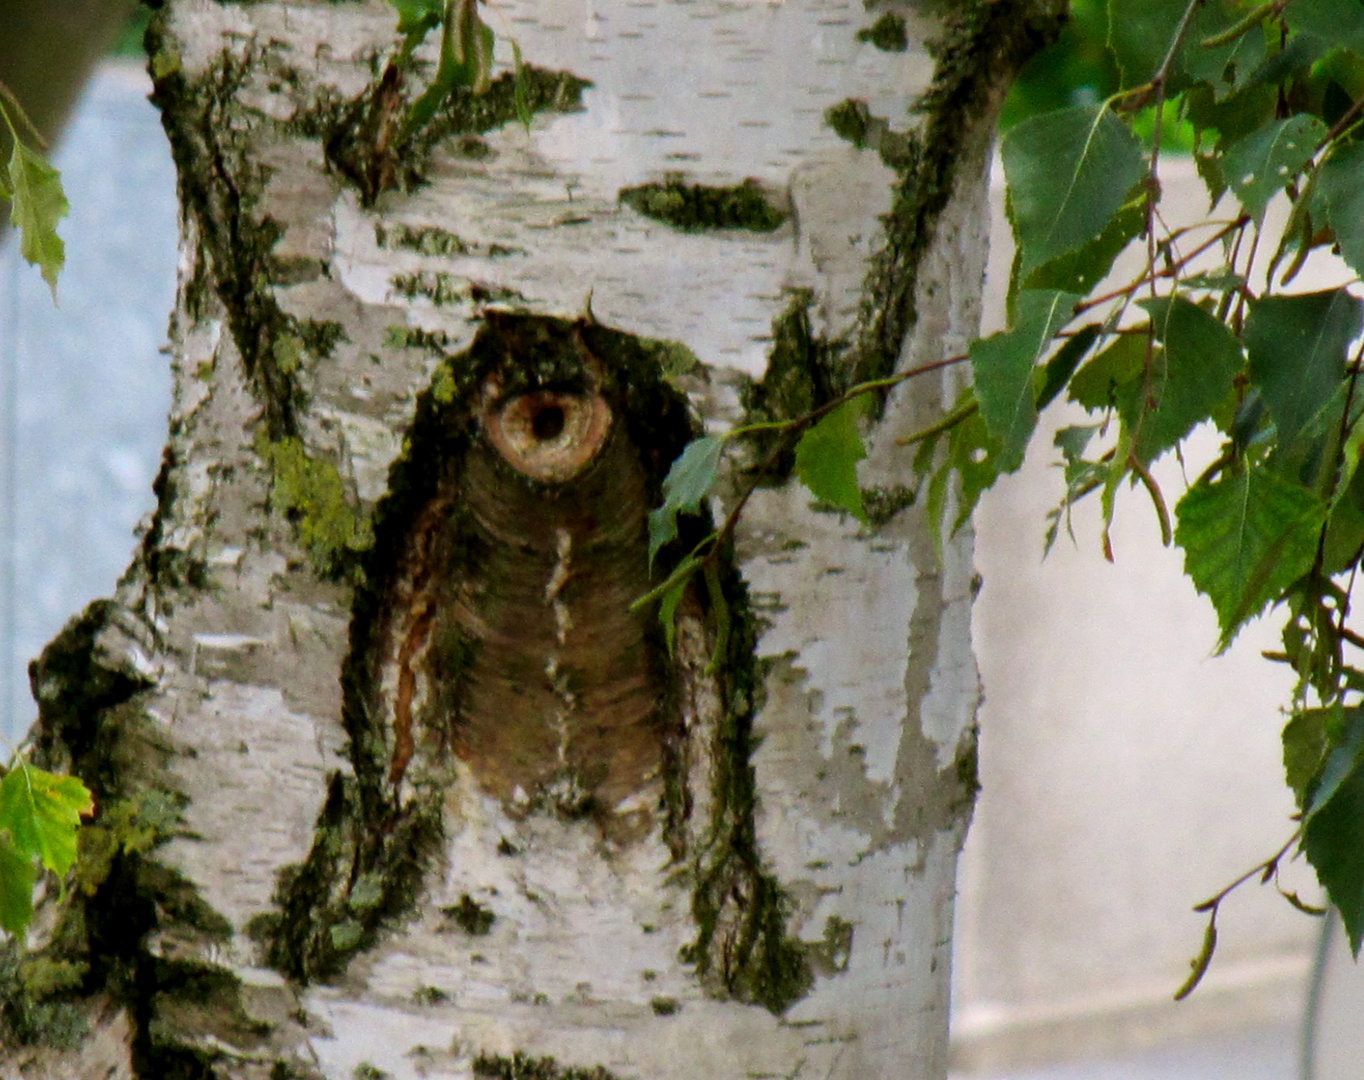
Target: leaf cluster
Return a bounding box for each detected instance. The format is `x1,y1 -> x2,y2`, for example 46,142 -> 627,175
640,0 -> 1364,994
929,0 -> 1364,986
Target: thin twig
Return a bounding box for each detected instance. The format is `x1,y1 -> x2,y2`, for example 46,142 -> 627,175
1193,829 -> 1301,914
1072,217 -> 1247,315
0,80 -> 47,148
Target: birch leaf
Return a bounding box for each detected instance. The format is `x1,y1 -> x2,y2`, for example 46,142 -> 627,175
970,289 -> 1078,472
7,139 -> 68,300
795,398 -> 868,522
0,759 -> 93,878
1283,0 -> 1364,57
1002,105 -> 1145,282
1224,115 -> 1326,222
1245,289 -> 1363,450
648,435 -> 723,565
1174,466 -> 1326,650
0,834 -> 34,939
1302,707 -> 1364,955
1120,297 -> 1243,463
1320,141 -> 1364,279
511,39 -> 532,133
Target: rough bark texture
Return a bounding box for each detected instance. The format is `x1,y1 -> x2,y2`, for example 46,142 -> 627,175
2,2 -> 1061,1077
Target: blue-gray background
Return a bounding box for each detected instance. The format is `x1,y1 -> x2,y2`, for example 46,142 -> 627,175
0,65 -> 176,746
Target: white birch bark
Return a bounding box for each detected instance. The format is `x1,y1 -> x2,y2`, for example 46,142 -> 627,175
3,2 -> 1048,1077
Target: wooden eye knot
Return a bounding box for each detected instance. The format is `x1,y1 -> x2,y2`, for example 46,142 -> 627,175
481,387 -> 612,482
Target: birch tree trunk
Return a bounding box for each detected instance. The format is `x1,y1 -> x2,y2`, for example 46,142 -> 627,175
2,2 -> 1059,1077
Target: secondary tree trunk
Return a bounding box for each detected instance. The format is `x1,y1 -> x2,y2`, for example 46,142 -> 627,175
2,2 -> 1059,1077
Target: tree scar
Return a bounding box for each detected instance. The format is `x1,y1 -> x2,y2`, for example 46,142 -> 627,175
376,316 -> 678,839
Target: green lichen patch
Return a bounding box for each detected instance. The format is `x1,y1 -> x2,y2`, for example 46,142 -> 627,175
254,433 -> 375,577
251,775 -> 444,983
390,270 -> 524,306
74,791 -> 184,897
442,894 -> 495,936
0,944 -> 88,1050
376,222 -> 527,259
327,63 -> 590,206
679,556 -> 814,1014
296,318 -> 348,360
376,222 -> 470,257
385,325 -> 453,353
618,176 -> 787,233
472,1051 -> 623,1080
805,916 -> 854,977
823,98 -> 917,169
415,65 -> 591,148
267,254 -> 328,286
857,12 -> 910,52
862,484 -> 918,526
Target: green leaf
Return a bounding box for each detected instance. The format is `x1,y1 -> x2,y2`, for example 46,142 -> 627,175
1185,15 -> 1269,101
1036,324 -> 1101,411
1194,150 -> 1227,206
442,0 -> 494,94
1022,198 -> 1145,299
406,0 -> 496,132
971,289 -> 1079,471
1223,115 -> 1327,222
1120,297 -> 1244,463
1069,331 -> 1145,410
1245,289 -> 1363,449
0,833 -> 35,939
1044,423 -> 1105,553
1285,707 -> 1335,809
390,0 -> 444,36
648,435 -> 724,565
1302,707 -> 1364,954
795,398 -> 868,522
7,138 -> 68,300
1283,0 -> 1364,57
1319,141 -> 1364,279
658,574 -> 688,657
1106,0 -> 1189,88
1003,105 -> 1146,282
926,407 -> 1002,541
1305,706 -> 1364,821
0,759 -> 93,878
1174,465 -> 1327,649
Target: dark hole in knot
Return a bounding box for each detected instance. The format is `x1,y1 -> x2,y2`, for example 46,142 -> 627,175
531,404 -> 566,441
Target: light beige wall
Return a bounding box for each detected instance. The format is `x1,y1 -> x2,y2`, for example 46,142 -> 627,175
952,158 -> 1345,1073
